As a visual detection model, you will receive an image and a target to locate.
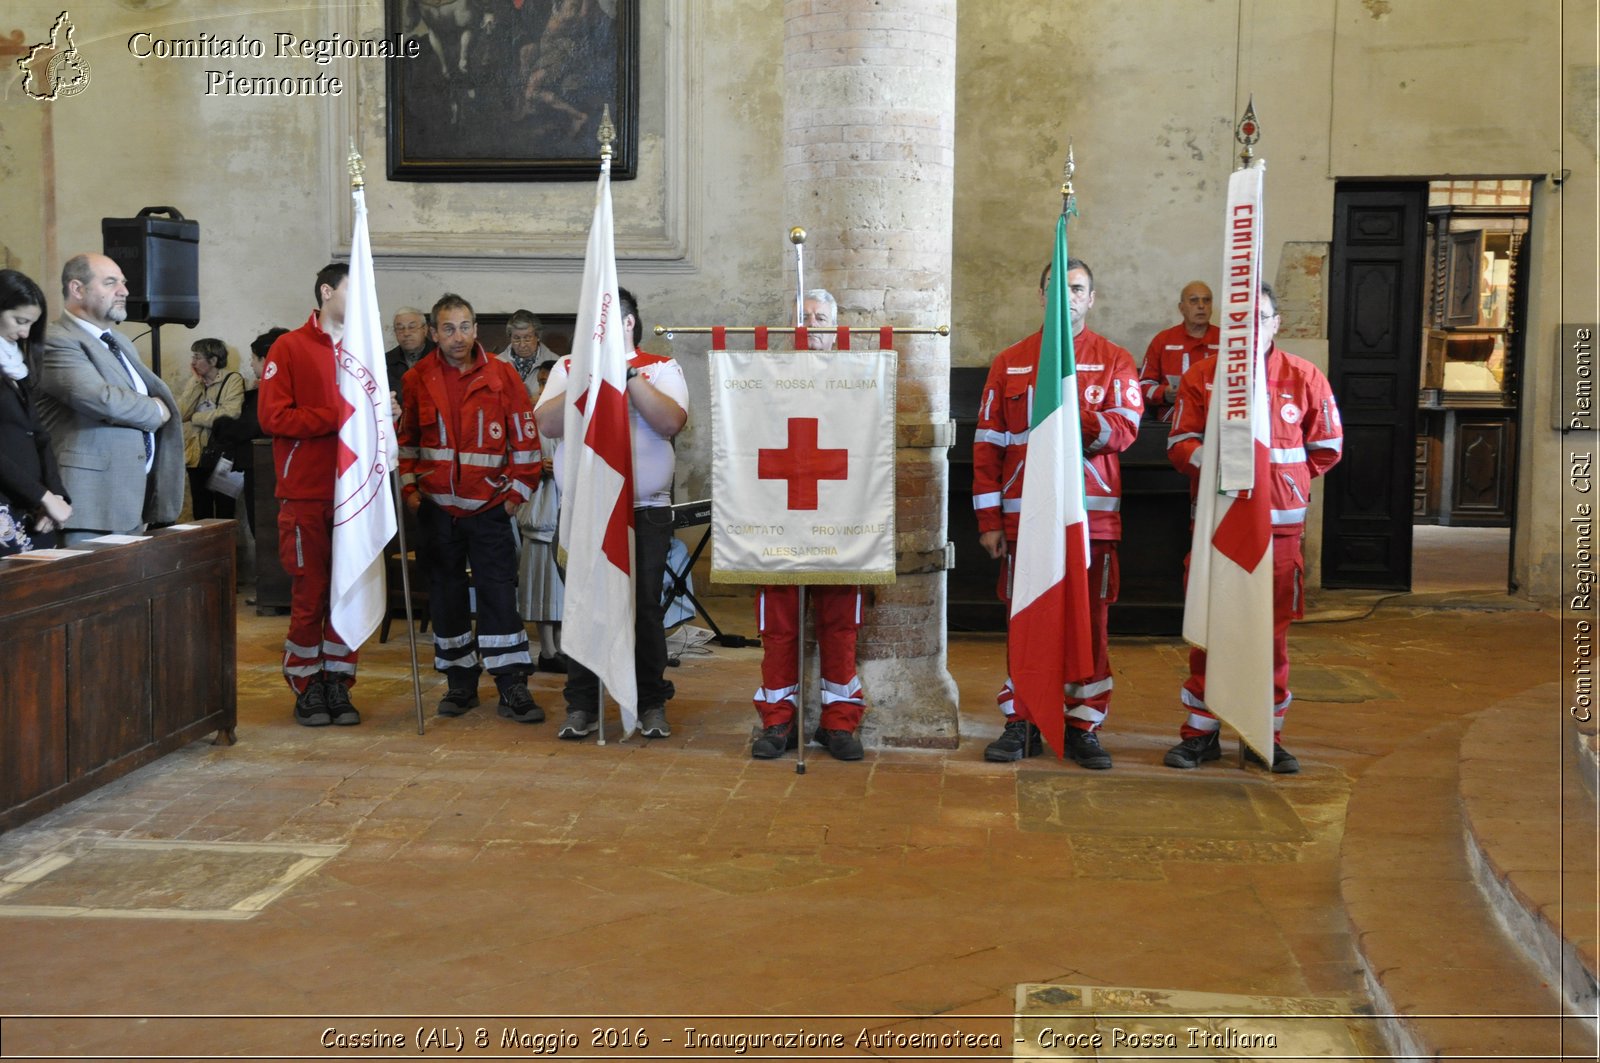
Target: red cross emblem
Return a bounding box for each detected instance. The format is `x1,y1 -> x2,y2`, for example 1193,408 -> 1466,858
758,417 -> 848,511
336,391 -> 357,477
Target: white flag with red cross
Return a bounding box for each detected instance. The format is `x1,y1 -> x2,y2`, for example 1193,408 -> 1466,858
558,155 -> 640,731
329,185 -> 398,648
709,346 -> 897,585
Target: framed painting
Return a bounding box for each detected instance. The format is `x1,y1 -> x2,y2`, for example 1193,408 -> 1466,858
385,0 -> 639,182
1443,229 -> 1484,327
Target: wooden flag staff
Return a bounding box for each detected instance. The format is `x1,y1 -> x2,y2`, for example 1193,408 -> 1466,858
792,229 -> 809,774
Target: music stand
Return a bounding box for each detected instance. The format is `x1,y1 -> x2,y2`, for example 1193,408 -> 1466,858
664,499 -> 756,649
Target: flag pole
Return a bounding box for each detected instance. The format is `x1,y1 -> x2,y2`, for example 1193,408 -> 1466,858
389,474 -> 426,735
1062,139 -> 1075,216
595,105 -> 615,748
790,225 -> 810,776
1237,95 -> 1259,169
349,142 -> 425,735
1234,96 -> 1262,769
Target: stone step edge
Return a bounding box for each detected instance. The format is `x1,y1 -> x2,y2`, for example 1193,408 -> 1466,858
1340,716 -> 1582,1060
1459,682 -> 1599,1021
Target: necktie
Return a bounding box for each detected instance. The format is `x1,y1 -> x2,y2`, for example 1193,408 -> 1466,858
104,332 -> 154,464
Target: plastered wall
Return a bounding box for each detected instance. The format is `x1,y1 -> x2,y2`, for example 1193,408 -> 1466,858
4,0 -> 1592,606
951,0 -> 1591,606
0,0 -> 789,503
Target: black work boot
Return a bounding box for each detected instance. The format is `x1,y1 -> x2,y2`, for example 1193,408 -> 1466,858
1163,731 -> 1222,769
984,718 -> 1042,762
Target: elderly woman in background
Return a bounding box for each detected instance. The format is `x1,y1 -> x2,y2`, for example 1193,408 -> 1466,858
517,358 -> 565,671
0,268 -> 71,556
179,336 -> 245,520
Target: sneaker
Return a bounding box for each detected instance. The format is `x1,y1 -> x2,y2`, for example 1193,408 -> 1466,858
293,681 -> 331,727
538,653 -> 569,675
1163,731 -> 1222,769
984,718 -> 1041,762
437,687 -> 480,717
751,722 -> 798,759
496,683 -> 544,723
557,707 -> 598,740
1244,743 -> 1301,774
814,726 -> 864,762
324,679 -> 361,726
1064,726 -> 1112,769
639,707 -> 671,738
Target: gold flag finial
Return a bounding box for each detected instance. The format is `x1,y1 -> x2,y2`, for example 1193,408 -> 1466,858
1235,97 -> 1261,168
1060,140 -> 1078,218
598,104 -> 616,160
347,139 -> 365,191
789,226 -> 807,245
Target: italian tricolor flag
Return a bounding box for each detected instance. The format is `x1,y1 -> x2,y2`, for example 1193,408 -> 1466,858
1007,211 -> 1095,759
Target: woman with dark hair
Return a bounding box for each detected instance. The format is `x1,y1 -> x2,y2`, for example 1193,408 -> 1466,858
0,268 -> 71,556
179,336 -> 245,520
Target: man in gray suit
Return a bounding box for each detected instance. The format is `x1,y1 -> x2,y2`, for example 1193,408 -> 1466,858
35,253 -> 183,541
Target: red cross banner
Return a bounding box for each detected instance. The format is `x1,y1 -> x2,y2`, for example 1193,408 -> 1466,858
710,348 -> 897,584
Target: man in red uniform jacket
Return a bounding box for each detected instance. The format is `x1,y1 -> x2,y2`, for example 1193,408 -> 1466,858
258,263 -> 361,727
973,259 -> 1143,769
1163,282 -> 1343,774
1139,280 -> 1218,422
398,294 -> 543,722
750,289 -> 868,763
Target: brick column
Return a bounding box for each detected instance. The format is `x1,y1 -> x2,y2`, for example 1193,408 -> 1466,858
784,0 -> 959,747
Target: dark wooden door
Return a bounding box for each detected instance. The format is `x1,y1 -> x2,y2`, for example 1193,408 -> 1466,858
1322,182 -> 1428,589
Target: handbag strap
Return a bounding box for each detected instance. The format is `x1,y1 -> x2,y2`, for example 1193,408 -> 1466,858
206,372 -> 237,402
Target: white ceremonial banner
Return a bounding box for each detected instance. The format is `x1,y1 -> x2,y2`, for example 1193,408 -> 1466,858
1183,158 -> 1275,765
710,348 -> 897,585
558,155 -> 639,732
329,185 -> 398,648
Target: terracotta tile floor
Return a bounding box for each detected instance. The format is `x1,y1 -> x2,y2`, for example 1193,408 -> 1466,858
0,590 -> 1576,1059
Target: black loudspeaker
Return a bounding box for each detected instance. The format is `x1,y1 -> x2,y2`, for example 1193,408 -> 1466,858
101,207 -> 200,327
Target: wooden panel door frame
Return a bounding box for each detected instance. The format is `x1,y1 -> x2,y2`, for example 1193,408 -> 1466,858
1323,181 -> 1429,589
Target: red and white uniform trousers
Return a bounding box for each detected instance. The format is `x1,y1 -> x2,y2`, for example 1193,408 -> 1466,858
997,538 -> 1119,733
753,584 -> 865,732
423,502 -> 533,688
277,499 -> 358,694
1178,533 -> 1303,741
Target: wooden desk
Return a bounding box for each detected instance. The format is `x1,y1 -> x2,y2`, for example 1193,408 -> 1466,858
0,522 -> 237,834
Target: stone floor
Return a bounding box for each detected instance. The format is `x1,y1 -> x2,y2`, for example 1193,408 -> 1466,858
0,577 -> 1586,1060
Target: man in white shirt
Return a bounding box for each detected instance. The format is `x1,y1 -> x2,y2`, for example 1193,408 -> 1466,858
535,287 -> 689,740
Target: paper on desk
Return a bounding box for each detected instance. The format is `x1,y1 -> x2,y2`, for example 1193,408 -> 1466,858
83,534 -> 152,544
167,523 -> 205,530
6,548 -> 92,561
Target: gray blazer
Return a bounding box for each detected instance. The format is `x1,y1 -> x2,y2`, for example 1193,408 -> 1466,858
35,316 -> 184,532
